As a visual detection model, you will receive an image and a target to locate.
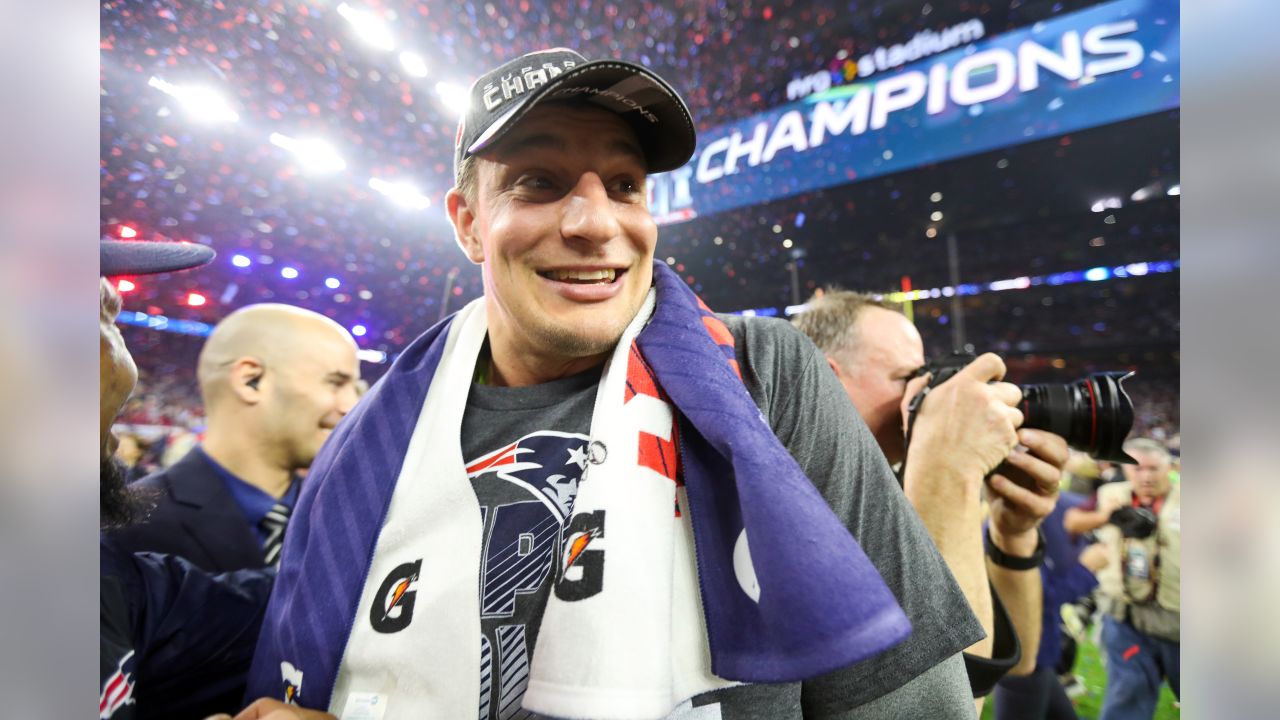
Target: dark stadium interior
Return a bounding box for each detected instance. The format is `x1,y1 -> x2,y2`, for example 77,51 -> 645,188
104,0 -> 1178,441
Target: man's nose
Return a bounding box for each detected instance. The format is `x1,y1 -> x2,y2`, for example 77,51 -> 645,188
560,172 -> 622,246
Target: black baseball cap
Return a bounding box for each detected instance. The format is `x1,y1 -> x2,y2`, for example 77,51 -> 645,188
454,48 -> 696,181
101,239 -> 216,277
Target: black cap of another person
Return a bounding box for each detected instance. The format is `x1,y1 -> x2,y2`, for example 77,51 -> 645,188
454,47 -> 697,181
101,239 -> 216,277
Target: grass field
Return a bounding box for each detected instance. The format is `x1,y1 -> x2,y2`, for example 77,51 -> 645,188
979,632 -> 1180,719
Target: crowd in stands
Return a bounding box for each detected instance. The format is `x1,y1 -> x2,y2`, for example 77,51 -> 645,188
103,0 -> 1181,458
100,0 -> 1161,357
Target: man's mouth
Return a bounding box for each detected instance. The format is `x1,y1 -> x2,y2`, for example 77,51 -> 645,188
537,268 -> 623,285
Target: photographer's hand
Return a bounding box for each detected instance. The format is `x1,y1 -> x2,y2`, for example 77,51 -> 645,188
898,353 -> 1023,671
987,428 -> 1067,540
901,352 -> 1024,488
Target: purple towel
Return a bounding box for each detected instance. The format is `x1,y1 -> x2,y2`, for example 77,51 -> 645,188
244,261 -> 910,708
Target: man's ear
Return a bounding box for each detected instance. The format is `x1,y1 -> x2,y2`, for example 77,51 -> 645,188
446,188 -> 485,265
825,354 -> 847,380
228,357 -> 265,405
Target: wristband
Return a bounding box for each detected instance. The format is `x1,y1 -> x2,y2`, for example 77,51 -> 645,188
985,526 -> 1045,570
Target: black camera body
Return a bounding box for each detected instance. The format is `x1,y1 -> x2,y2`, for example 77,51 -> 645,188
911,351 -> 1136,464
1109,505 -> 1158,538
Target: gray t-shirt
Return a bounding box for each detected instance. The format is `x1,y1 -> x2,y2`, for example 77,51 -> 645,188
461,316 -> 982,719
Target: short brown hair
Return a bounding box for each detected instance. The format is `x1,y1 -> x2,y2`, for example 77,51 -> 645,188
454,153 -> 480,206
790,288 -> 900,358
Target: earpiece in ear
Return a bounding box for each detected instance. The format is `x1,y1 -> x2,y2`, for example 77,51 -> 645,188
246,375 -> 261,390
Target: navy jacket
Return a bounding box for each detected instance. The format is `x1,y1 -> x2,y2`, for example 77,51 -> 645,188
105,448 -> 266,572
100,540 -> 274,719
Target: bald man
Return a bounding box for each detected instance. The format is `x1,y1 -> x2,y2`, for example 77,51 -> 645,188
106,304 -> 360,572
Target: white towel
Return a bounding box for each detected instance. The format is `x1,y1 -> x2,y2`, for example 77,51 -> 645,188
332,292 -> 731,720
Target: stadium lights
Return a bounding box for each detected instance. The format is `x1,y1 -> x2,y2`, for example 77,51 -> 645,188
232,254 -> 252,268
434,81 -> 470,116
1090,197 -> 1122,213
352,324 -> 368,337
399,51 -> 429,78
117,279 -> 136,293
186,292 -> 207,307
337,3 -> 396,51
147,77 -> 240,123
325,277 -> 342,289
356,349 -> 387,364
268,133 -> 347,174
1130,181 -> 1164,203
119,225 -> 137,238
368,177 -> 431,210
988,277 -> 1032,292
1167,184 -> 1180,196
281,266 -> 299,279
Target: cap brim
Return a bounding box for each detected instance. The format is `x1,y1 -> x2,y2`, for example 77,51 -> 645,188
101,240 -> 216,277
466,59 -> 696,174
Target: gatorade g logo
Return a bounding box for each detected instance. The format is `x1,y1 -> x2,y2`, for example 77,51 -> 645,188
370,559 -> 422,633
279,661 -> 303,705
555,510 -> 605,601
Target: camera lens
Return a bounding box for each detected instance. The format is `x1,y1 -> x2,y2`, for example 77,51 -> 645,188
1020,371 -> 1136,463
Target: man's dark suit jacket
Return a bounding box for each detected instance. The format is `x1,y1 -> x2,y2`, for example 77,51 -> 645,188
106,448 -> 267,572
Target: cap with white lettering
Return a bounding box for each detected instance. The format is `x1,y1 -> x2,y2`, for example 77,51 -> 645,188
453,48 -> 696,181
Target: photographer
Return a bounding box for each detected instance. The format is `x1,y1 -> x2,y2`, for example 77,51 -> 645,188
1088,438 -> 1180,719
794,290 -> 1067,712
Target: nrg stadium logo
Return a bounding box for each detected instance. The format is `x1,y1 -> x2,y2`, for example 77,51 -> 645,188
787,19 -> 988,101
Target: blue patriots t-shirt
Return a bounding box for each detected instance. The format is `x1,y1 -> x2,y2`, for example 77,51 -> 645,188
461,364 -> 598,720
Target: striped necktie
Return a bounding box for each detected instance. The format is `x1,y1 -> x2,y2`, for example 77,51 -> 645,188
260,502 -> 292,567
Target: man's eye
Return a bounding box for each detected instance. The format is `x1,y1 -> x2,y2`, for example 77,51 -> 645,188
519,175 -> 555,190
613,177 -> 643,196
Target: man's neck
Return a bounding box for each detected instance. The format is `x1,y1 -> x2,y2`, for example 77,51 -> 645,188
483,338 -> 609,388
1135,489 -> 1168,506
202,430 -> 293,499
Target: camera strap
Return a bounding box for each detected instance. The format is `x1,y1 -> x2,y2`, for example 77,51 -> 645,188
897,381 -> 936,486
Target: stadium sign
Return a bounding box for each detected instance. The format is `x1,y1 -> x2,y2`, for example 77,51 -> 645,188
787,18 -> 988,101
648,0 -> 1179,226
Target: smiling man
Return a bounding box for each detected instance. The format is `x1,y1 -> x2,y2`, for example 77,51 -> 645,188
246,48 -> 982,719
106,304 -> 360,572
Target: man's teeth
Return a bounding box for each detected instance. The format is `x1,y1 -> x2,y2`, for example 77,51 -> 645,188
545,269 -> 617,283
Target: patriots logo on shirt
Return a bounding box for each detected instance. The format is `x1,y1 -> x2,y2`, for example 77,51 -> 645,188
99,650 -> 136,719
466,430 -> 589,522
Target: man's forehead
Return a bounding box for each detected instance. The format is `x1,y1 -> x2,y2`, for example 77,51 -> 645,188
1133,450 -> 1170,468
855,308 -> 924,368
490,104 -> 645,163
292,327 -> 359,371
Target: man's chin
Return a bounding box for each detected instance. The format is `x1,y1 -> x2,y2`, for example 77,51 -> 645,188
100,455 -> 148,529
542,320 -> 629,360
